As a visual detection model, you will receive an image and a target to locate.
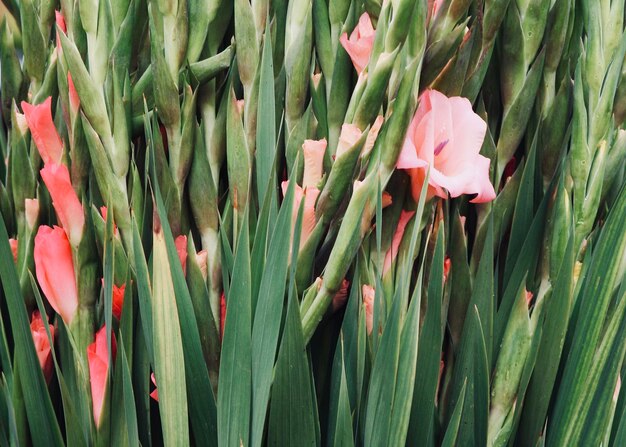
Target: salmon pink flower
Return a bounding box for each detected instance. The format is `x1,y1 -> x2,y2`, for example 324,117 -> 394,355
281,181 -> 319,251
196,250 -> 208,281
302,139 -> 327,188
40,163 -> 84,246
383,210 -> 416,276
336,124 -> 362,158
30,311 -> 54,382
25,198 -> 39,229
9,238 -> 17,263
331,279 -> 350,312
220,292 -> 226,341
150,372 -> 159,402
21,98 -> 64,165
340,13 -> 376,75
175,235 -> 188,275
87,326 -> 116,428
34,226 -> 78,325
362,285 -> 375,335
397,89 -> 496,204
100,279 -> 126,320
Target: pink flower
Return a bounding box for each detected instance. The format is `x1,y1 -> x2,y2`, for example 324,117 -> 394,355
40,163 -> 85,246
443,257 -> 452,282
220,292 -> 226,341
21,98 -> 64,165
175,235 -> 188,275
87,327 -> 117,428
281,181 -> 319,251
336,124 -> 362,158
362,115 -> 384,157
9,238 -> 17,263
100,279 -> 126,320
34,226 -> 78,325
25,198 -> 39,229
340,13 -> 376,74
150,372 -> 159,402
196,250 -> 208,281
99,206 -> 118,235
362,285 -> 375,335
55,11 -> 66,49
302,139 -> 327,188
331,279 -> 351,312
383,210 -> 416,276
30,311 -> 54,382
67,73 -> 80,116
397,89 -> 496,204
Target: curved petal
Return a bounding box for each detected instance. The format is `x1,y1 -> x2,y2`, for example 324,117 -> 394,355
40,163 -> 84,246
303,139 -> 327,188
21,98 -> 64,165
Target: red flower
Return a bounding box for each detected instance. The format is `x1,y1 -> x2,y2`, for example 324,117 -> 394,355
87,327 -> 117,428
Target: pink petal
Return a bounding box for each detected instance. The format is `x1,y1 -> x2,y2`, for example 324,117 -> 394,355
302,139 -> 327,188
336,124 -> 362,158
21,98 -> 64,165
175,235 -> 188,275
40,163 -> 84,246
87,327 -> 116,428
362,285 -> 375,335
34,226 -> 78,325
383,210 -> 416,276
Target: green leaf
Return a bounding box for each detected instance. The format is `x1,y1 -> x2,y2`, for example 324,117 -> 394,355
327,337 -> 355,447
517,234 -> 575,446
250,175 -> 296,447
407,227 -> 444,444
0,212 -> 63,446
218,210 -> 252,447
548,184 -> 626,445
441,381 -> 467,447
268,279 -> 319,446
256,24 -> 277,207
152,215 -> 189,447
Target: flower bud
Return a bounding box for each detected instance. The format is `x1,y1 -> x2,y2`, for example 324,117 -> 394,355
34,226 -> 78,325
21,97 -> 64,165
30,311 -> 54,382
40,163 -> 85,247
87,326 -> 117,428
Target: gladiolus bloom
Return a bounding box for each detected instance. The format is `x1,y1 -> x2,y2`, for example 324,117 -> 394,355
196,250 -> 208,281
282,182 -> 319,251
34,226 -> 78,325
383,210 -> 416,276
220,292 -> 226,341
340,13 -> 375,75
302,139 -> 326,188
25,198 -> 39,229
397,89 -> 496,204
87,327 -> 117,428
150,373 -> 159,402
362,285 -> 375,335
9,238 -> 17,263
336,124 -> 362,158
40,163 -> 84,246
21,97 -> 63,165
331,279 -> 350,312
111,283 -> 125,320
175,235 -> 188,275
30,311 -> 54,382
